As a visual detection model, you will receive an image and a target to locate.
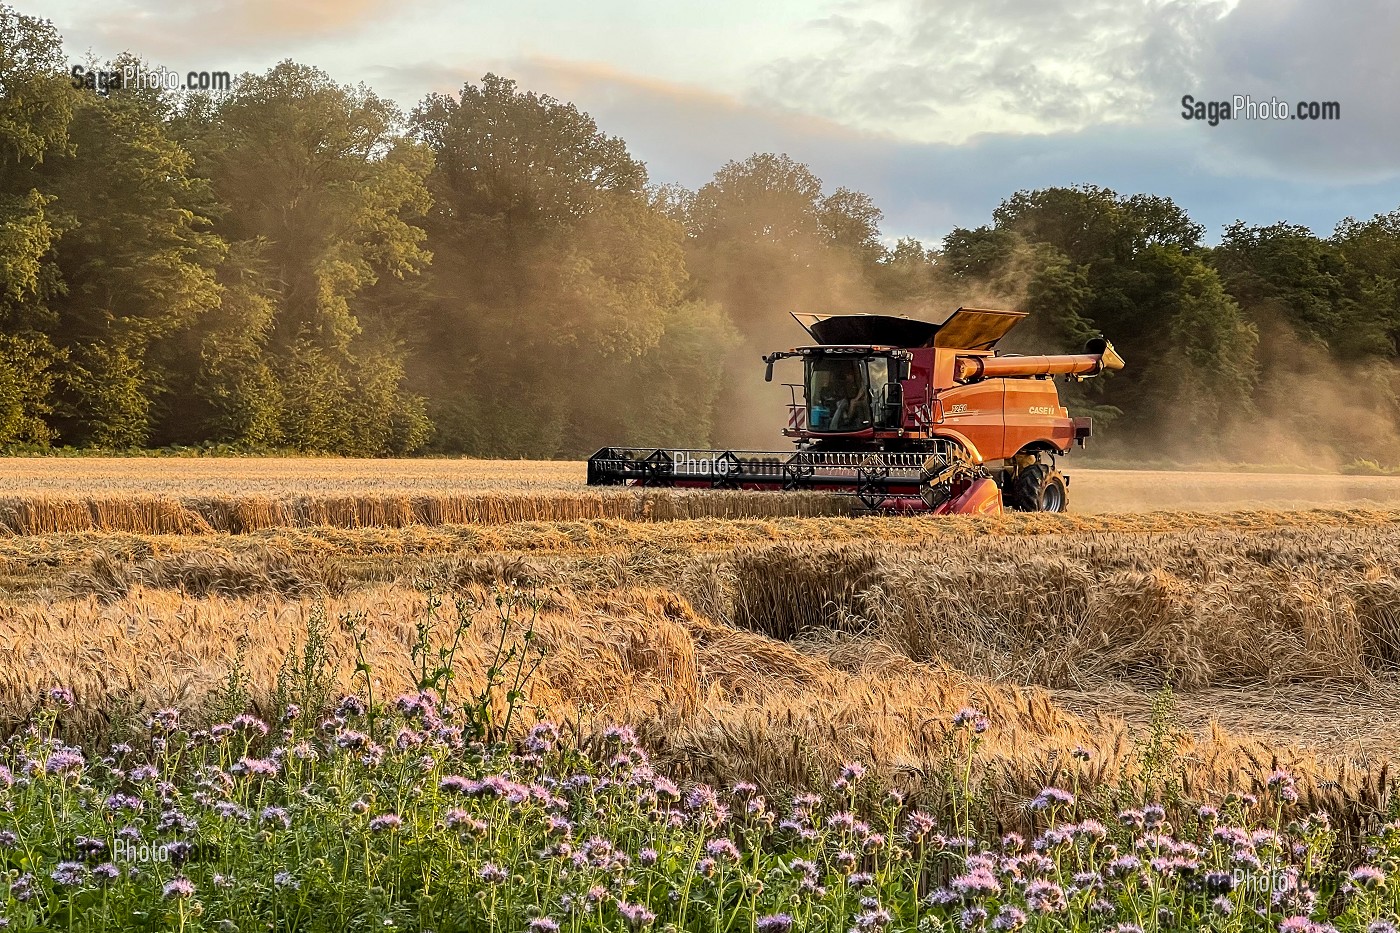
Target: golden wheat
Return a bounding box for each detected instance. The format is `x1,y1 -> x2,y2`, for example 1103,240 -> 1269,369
5,457 -> 1400,842
0,582 -> 1390,840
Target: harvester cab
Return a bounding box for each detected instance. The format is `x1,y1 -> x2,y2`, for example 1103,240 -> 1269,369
588,308 -> 1124,515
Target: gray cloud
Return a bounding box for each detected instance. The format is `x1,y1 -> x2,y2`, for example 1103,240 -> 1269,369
1190,0 -> 1400,180
757,0 -> 1226,138
758,0 -> 1400,183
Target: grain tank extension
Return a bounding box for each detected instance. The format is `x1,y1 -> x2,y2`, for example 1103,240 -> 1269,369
587,308 -> 1124,514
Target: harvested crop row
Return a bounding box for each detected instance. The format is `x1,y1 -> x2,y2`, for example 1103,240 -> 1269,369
2,497 -> 1397,546
0,489 -> 852,535
707,533 -> 1400,689
28,520 -> 1400,690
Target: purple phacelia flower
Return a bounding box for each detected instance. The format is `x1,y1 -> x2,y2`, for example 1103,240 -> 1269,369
991,906 -> 1027,931
1031,787 -> 1075,811
369,813 -> 402,832
704,837 -> 739,861
231,713 -> 268,736
833,761 -> 867,790
852,907 -> 892,930
685,785 -> 719,811
440,775 -> 475,794
617,901 -> 656,928
756,915 -> 794,933
904,810 -> 938,844
45,749 -> 85,776
213,801 -> 251,821
261,806 -> 291,828
335,729 -> 370,750
45,687 -> 75,708
960,907 -> 990,930
233,757 -> 278,777
478,862 -> 508,884
1266,770 -> 1300,803
951,867 -> 1002,898
76,835 -> 107,858
1349,865 -> 1385,890
162,877 -> 195,898
952,707 -> 990,733
51,861 -> 85,886
1025,880 -> 1067,913
10,872 -> 36,902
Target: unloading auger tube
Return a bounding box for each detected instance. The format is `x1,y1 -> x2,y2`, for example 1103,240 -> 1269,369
953,337 -> 1126,383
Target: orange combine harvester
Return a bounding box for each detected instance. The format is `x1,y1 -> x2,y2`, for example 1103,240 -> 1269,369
587,308 -> 1124,514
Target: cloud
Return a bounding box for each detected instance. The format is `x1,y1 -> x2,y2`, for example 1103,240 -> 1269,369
71,0 -> 412,58
1189,0 -> 1400,181
757,0 -> 1400,183
756,0 -> 1228,141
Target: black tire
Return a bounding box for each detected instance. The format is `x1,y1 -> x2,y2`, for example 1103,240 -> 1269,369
1006,463 -> 1069,512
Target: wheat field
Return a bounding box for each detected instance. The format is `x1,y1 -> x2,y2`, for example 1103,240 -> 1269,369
3,457 -> 1400,840
4,458 -> 1400,536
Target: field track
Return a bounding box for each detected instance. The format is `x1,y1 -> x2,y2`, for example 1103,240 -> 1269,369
4,458 -> 1400,534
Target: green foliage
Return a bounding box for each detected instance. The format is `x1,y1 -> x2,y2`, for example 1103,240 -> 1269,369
272,608 -> 336,721
0,4 -> 73,168
1136,686 -> 1185,804
411,74 -> 726,457
210,633 -> 253,724
0,331 -> 57,444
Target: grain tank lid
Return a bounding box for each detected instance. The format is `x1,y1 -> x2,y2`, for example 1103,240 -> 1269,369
930,307 -> 1028,349
790,307 -> 1027,349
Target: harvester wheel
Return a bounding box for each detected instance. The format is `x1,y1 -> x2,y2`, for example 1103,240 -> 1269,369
1006,463 -> 1068,512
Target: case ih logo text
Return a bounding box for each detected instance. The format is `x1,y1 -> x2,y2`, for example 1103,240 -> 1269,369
1181,94 -> 1340,126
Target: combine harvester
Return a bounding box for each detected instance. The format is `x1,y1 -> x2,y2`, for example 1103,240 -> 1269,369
587,308 -> 1124,515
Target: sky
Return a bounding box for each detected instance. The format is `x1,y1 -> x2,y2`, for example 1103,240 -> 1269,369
37,0 -> 1400,246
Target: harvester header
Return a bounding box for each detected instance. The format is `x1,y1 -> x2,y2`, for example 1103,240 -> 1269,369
588,308 -> 1124,515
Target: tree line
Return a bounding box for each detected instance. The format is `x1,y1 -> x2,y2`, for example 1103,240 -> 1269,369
4,5 -> 1400,464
